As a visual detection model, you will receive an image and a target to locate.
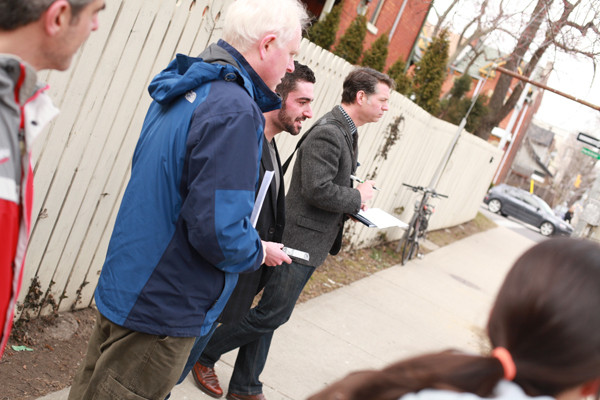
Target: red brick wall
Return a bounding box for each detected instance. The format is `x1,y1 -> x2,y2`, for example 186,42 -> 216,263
330,0 -> 430,71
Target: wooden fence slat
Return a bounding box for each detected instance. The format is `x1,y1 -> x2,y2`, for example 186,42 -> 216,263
186,0 -> 224,56
30,0 -> 125,217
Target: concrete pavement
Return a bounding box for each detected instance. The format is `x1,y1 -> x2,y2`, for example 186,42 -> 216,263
40,219 -> 537,400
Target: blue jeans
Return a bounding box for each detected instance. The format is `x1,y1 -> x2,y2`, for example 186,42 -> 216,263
197,261 -> 315,395
177,322 -> 219,384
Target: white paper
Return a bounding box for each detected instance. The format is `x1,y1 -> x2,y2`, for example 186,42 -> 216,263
357,208 -> 408,229
250,170 -> 274,227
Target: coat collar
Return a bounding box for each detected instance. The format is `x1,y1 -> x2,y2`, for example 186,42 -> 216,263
216,40 -> 282,113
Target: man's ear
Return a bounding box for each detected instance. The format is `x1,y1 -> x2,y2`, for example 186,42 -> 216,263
43,0 -> 72,36
581,378 -> 600,397
259,34 -> 277,60
356,90 -> 366,106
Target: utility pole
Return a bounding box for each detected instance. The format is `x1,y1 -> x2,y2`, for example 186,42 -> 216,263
429,78 -> 485,189
495,66 -> 600,112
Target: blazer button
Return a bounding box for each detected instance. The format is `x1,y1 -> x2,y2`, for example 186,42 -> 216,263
268,227 -> 275,235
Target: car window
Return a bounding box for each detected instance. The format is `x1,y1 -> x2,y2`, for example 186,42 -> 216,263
505,186 -> 520,197
532,195 -> 553,214
513,189 -> 530,203
521,195 -> 536,207
498,186 -> 554,215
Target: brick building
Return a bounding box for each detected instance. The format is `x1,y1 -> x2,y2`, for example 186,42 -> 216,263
301,0 -> 432,71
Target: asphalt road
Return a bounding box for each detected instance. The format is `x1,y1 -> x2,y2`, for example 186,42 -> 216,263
479,204 -> 547,243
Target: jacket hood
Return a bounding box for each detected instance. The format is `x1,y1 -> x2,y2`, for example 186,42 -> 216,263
0,54 -> 44,106
148,40 -> 281,112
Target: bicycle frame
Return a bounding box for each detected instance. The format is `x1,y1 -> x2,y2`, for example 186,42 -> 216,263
397,183 -> 447,265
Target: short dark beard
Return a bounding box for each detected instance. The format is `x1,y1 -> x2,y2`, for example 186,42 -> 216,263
277,104 -> 301,136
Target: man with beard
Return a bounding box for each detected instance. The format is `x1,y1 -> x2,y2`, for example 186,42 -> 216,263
193,67 -> 392,400
184,62 -> 315,400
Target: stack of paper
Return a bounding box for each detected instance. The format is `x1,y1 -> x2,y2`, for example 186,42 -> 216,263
351,208 -> 408,229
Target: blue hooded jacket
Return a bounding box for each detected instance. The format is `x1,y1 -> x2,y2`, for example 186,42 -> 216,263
95,40 -> 282,337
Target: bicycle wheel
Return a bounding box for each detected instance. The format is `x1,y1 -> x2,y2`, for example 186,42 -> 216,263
397,212 -> 416,251
401,218 -> 420,265
407,239 -> 419,261
400,237 -> 412,265
407,218 -> 421,261
399,219 -> 415,264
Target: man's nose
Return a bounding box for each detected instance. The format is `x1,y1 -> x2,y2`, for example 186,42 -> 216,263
286,57 -> 295,73
304,105 -> 313,118
92,16 -> 100,31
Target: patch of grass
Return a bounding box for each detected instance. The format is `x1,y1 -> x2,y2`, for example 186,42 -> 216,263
471,211 -> 498,230
426,212 -> 496,248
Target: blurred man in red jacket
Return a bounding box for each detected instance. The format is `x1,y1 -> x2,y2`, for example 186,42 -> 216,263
0,0 -> 105,358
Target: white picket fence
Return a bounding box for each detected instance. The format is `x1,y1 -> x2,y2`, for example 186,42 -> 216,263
19,0 -> 502,317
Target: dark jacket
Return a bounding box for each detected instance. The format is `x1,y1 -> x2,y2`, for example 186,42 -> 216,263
95,40 -> 282,337
282,107 -> 362,267
219,137 -> 285,323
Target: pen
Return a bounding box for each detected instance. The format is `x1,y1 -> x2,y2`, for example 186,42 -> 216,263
350,175 -> 380,191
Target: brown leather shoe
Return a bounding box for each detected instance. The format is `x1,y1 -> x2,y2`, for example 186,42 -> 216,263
225,392 -> 266,400
192,362 -> 223,398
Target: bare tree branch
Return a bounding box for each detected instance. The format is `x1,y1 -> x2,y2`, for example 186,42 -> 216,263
432,0 -> 599,140
432,0 -> 462,37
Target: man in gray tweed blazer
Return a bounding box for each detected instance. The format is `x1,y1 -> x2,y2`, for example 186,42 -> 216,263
193,67 -> 393,400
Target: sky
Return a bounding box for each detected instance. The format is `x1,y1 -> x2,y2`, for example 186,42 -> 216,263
534,55 -> 600,136
427,0 -> 600,137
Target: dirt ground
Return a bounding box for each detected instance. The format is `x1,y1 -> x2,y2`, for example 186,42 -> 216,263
0,213 -> 495,400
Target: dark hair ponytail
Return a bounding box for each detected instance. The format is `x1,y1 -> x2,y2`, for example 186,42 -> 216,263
488,238 -> 600,398
308,238 -> 600,400
308,351 -> 506,400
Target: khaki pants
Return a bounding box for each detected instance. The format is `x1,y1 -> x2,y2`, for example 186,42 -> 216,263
68,309 -> 195,400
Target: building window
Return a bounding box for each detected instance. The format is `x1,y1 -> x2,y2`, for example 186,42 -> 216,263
357,0 -> 369,16
370,0 -> 385,24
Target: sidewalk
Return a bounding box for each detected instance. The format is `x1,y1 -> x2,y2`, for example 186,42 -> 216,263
40,224 -> 536,400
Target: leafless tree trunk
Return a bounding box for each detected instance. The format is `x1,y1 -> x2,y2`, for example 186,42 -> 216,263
474,0 -> 600,140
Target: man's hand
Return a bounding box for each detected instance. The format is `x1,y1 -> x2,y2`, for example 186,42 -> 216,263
356,180 -> 376,210
261,241 -> 292,266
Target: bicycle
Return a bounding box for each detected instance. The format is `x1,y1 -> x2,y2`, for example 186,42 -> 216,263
396,183 -> 448,265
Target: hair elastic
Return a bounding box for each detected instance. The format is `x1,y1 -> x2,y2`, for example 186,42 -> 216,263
492,347 -> 516,381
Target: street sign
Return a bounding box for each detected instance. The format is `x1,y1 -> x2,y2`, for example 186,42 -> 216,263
581,147 -> 600,159
577,132 -> 600,149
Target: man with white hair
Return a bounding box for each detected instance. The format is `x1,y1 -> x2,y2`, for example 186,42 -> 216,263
67,1 -> 309,399
0,0 -> 105,359
178,62 -> 315,400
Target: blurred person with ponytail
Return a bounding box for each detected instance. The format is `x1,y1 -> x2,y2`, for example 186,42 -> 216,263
308,237 -> 600,400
